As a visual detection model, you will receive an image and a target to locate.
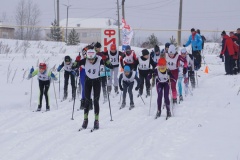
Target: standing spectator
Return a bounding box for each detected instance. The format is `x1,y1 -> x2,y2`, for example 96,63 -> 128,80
235,28 -> 240,73
220,31 -> 235,75
197,29 -> 206,50
183,28 -> 203,70
229,32 -> 239,74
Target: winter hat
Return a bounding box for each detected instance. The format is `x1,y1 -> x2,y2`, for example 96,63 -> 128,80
124,65 -> 131,72
142,49 -> 149,56
39,63 -> 47,70
229,31 -> 234,35
76,55 -> 81,62
237,28 -> 240,31
154,45 -> 160,52
94,42 -> 102,48
165,42 -> 170,48
110,44 -> 117,51
221,30 -> 226,36
125,45 -> 131,50
157,58 -> 167,66
181,48 -> 187,54
197,29 -> 200,34
168,44 -> 176,55
191,28 -> 195,32
65,55 -> 71,62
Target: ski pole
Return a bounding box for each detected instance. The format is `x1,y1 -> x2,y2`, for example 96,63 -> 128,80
59,71 -> 60,99
30,77 -> 33,109
168,76 -> 174,116
53,80 -> 58,109
149,78 -> 153,116
71,76 -> 78,120
118,91 -> 122,104
139,94 -> 145,105
105,64 -> 113,121
196,71 -> 198,87
237,87 -> 240,95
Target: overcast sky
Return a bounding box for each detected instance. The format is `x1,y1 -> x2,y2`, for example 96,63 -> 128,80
0,0 -> 240,42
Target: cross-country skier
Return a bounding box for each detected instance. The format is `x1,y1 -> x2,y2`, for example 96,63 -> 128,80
106,43 -> 123,95
57,55 -> 78,101
120,45 -> 138,71
166,45 -> 187,104
78,49 -> 112,130
160,42 -> 171,57
119,65 -> 140,110
135,49 -> 156,97
178,48 -> 192,100
148,58 -> 173,119
28,63 -> 57,111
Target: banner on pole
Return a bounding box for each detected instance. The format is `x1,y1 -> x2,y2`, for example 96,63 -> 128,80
101,28 -> 119,52
122,18 -> 134,51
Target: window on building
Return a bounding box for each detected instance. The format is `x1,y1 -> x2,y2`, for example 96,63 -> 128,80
2,32 -> 8,38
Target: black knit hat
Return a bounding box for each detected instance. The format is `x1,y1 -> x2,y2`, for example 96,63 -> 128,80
142,49 -> 149,56
221,30 -> 226,36
165,42 -> 170,48
65,55 -> 71,62
125,45 -> 131,50
197,29 -> 200,34
94,42 -> 102,48
237,28 -> 240,31
191,28 -> 195,32
154,45 -> 160,52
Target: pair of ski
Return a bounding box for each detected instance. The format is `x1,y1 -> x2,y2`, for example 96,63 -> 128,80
78,127 -> 98,132
32,110 -> 49,113
119,105 -> 134,110
61,98 -> 74,102
155,113 -> 171,120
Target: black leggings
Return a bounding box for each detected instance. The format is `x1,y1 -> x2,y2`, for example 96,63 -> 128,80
84,77 -> 101,119
139,74 -> 150,94
64,71 -> 76,97
38,80 -> 50,108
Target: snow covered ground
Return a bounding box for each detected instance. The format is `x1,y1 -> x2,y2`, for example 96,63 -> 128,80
0,39 -> 240,160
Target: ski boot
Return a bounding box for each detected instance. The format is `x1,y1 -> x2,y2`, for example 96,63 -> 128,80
137,91 -> 143,97
93,120 -> 99,130
82,119 -> 88,129
120,102 -> 126,109
146,89 -> 150,97
36,105 -> 41,112
167,111 -> 172,119
107,86 -> 112,94
155,110 -> 161,119
179,95 -> 183,101
114,86 -> 119,94
46,106 -> 50,111
80,99 -> 85,110
89,99 -> 93,110
173,98 -> 177,104
129,103 -> 135,110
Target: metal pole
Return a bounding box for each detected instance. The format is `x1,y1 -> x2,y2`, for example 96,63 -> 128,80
122,0 -> 125,19
63,4 -> 71,43
177,0 -> 183,46
117,0 -> 121,46
57,0 -> 60,26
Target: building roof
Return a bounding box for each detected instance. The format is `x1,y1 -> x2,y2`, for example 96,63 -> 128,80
59,18 -> 119,29
0,22 -> 15,29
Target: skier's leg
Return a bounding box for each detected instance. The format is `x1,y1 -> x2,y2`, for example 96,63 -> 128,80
64,71 -> 69,98
156,82 -> 164,111
122,82 -> 128,104
43,80 -> 50,109
139,74 -> 144,96
38,80 -> 44,109
70,73 -> 76,99
178,77 -> 183,96
128,82 -> 134,105
93,78 -> 101,120
145,75 -> 151,96
84,79 -> 92,120
113,67 -> 119,93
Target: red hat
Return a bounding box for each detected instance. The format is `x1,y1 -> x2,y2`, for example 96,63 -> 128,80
76,55 -> 81,62
157,58 -> 167,66
39,63 -> 46,70
110,44 -> 116,51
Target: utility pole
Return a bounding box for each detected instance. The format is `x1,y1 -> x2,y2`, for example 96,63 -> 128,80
63,4 -> 71,43
177,0 -> 183,46
122,0 -> 125,19
57,0 -> 60,26
117,0 -> 121,46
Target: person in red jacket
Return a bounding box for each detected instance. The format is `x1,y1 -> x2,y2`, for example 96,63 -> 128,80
120,45 -> 138,71
229,31 -> 239,74
220,31 -> 235,75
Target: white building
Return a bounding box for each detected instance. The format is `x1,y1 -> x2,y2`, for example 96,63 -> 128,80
45,18 -> 119,44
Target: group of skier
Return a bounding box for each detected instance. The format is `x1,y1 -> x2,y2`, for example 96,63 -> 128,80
28,28 -> 209,130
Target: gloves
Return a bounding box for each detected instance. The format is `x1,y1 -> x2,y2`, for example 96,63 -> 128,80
30,67 -> 34,74
102,55 -> 107,61
71,71 -> 76,76
183,67 -> 187,74
219,54 -> 223,59
57,65 -> 62,72
74,68 -> 79,76
51,73 -> 58,81
120,85 -> 123,91
105,60 -> 111,65
135,86 -> 139,91
183,45 -> 186,47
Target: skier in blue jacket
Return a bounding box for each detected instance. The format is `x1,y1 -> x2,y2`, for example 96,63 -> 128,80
183,28 -> 203,70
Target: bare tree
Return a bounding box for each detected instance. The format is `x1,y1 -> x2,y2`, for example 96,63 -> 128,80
15,0 -> 41,40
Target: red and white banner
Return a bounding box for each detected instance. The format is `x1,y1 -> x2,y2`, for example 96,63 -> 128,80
122,18 -> 134,50
101,28 -> 119,52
